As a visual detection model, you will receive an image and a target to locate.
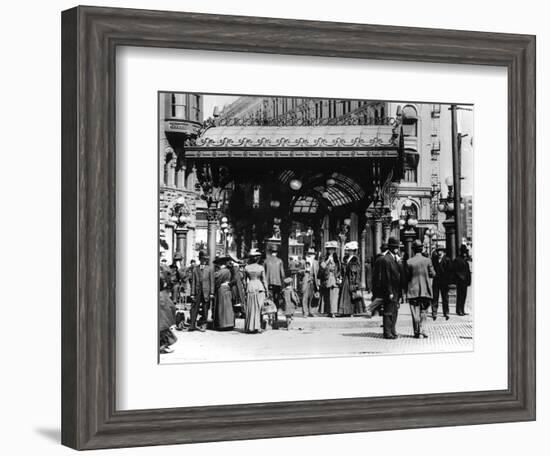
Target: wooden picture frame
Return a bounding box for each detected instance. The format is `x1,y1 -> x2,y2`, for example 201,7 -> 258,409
61,5 -> 536,450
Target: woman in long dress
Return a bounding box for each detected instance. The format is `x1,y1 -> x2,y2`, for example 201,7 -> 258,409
212,256 -> 235,331
338,243 -> 362,316
319,242 -> 341,318
244,249 -> 268,333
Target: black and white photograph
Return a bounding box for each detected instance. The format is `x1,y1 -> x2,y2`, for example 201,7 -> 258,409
158,93 -> 474,363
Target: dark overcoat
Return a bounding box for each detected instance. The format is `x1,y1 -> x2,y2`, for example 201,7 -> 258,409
372,252 -> 402,301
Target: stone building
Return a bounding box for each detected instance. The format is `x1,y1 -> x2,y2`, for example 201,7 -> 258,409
159,92 -> 205,265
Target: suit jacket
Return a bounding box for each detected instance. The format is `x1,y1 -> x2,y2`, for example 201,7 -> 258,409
303,257 -> 320,290
264,255 -> 285,287
372,252 -> 402,301
453,256 -> 472,286
432,255 -> 453,283
191,264 -> 215,298
406,253 -> 435,299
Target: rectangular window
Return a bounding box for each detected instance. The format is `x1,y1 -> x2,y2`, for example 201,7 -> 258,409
170,93 -> 187,118
404,168 -> 418,183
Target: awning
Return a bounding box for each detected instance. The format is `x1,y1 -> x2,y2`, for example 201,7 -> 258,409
185,125 -> 399,159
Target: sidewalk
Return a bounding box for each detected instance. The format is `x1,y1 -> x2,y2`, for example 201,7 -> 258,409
161,295 -> 473,364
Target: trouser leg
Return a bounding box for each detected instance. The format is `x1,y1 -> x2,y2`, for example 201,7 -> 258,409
432,281 -> 440,317
383,300 -> 396,338
457,284 -> 467,314
441,284 -> 450,316
392,302 -> 399,336
419,300 -> 428,334
189,296 -> 201,329
409,302 -> 420,335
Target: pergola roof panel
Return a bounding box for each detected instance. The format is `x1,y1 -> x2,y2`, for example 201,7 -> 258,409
194,125 -> 397,149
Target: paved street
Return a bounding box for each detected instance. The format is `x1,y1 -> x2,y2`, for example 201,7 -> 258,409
161,294 -> 473,364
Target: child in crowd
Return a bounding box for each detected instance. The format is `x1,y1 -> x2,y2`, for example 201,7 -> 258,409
282,277 -> 299,330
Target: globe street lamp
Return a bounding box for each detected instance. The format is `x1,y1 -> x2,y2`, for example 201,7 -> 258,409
220,216 -> 230,255
400,197 -> 418,259
171,197 -> 191,265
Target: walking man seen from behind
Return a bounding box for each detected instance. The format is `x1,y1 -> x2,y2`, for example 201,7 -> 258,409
406,240 -> 435,338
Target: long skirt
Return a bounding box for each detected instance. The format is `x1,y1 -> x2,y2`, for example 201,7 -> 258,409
245,290 -> 264,332
338,277 -> 359,315
321,286 -> 339,314
213,284 -> 235,330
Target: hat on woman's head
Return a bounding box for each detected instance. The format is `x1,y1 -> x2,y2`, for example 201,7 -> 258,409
345,241 -> 359,251
325,240 -> 338,249
283,277 -> 293,285
247,248 -> 262,258
213,255 -> 233,265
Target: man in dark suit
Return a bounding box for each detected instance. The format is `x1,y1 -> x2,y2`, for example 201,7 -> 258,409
453,244 -> 472,316
431,246 -> 453,320
189,254 -> 214,331
372,237 -> 403,339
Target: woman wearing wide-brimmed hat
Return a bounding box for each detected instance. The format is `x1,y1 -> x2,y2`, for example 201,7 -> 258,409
338,241 -> 362,316
243,248 -> 268,333
319,240 -> 341,317
212,255 -> 236,330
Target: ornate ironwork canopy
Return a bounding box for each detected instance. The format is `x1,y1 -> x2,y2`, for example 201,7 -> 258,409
185,125 -> 399,159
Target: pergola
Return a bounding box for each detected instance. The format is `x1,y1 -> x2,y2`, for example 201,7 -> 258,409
184,124 -> 405,270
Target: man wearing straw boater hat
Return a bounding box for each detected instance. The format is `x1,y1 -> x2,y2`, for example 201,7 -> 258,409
372,237 -> 403,339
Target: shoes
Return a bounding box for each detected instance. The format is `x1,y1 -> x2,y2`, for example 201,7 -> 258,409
308,313 -> 314,317
445,315 -> 450,321
414,334 -> 420,339
421,333 -> 429,339
188,326 -> 205,332
160,346 -> 174,354
432,315 -> 437,321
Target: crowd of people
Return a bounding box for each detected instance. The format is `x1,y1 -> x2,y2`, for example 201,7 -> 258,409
159,238 -> 472,353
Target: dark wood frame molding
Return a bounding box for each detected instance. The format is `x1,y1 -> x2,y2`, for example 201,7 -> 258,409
61,6 -> 536,450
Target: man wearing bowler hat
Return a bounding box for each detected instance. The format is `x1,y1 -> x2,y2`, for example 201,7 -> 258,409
406,239 -> 435,338
189,253 -> 214,331
431,245 -> 453,320
372,237 -> 403,339
264,244 -> 285,328
453,244 -> 472,316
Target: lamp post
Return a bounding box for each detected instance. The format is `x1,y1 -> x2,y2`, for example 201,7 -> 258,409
171,196 -> 190,265
438,176 -> 458,259
426,226 -> 436,256
399,197 -> 418,259
339,217 -> 351,258
220,216 -> 229,255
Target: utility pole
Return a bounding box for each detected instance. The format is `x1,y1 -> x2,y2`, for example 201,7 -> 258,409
450,105 -> 463,257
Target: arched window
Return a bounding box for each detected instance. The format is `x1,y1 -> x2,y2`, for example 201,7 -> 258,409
401,104 -> 418,137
